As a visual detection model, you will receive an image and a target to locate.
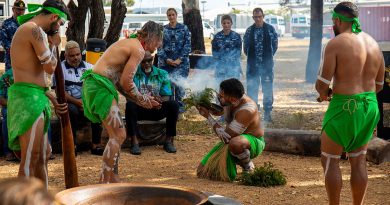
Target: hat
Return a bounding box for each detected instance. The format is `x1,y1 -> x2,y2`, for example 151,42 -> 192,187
12,1 -> 26,9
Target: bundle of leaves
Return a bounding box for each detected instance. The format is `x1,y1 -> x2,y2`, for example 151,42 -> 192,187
237,162 -> 287,187
183,88 -> 216,110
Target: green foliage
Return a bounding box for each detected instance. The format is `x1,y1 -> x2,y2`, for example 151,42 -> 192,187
126,0 -> 135,7
183,88 -> 216,110
238,162 -> 287,187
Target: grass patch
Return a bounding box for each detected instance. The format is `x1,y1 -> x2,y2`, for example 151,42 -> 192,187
237,162 -> 287,187
285,112 -> 305,129
177,119 -> 214,135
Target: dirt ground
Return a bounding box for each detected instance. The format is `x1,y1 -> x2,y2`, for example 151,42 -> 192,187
0,38 -> 389,205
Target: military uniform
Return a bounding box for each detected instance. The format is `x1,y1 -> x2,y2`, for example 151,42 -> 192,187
0,17 -> 19,71
158,23 -> 191,111
212,30 -> 242,83
243,23 -> 278,114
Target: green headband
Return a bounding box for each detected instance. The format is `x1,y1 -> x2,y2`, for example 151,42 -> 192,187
332,11 -> 361,34
17,4 -> 68,25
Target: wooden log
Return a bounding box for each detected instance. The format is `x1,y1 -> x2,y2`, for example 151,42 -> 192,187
264,129 -> 321,156
366,137 -> 390,164
264,128 -> 390,164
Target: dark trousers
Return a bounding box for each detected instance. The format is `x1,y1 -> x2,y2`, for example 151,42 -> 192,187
246,69 -> 274,112
125,100 -> 179,138
68,103 -> 102,145
1,107 -> 10,155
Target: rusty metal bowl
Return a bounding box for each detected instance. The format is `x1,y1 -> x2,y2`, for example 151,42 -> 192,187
55,183 -> 208,205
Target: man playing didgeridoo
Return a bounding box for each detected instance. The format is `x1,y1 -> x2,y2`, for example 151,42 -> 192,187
196,78 -> 265,181
316,2 -> 385,204
8,0 -> 69,188
81,21 -> 163,183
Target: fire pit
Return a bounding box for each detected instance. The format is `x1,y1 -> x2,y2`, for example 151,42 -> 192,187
55,183 -> 208,205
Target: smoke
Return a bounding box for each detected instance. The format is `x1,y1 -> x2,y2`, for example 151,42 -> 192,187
169,55 -> 220,93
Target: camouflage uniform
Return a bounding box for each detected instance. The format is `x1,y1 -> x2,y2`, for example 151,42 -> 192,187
158,23 -> 191,111
158,23 -> 191,78
0,17 -> 19,71
0,17 -> 18,156
212,30 -> 242,83
243,23 -> 278,112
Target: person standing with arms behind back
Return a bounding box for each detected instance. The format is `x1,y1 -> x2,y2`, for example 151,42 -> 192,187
212,14 -> 242,84
158,8 -> 191,112
316,2 -> 385,205
243,8 -> 278,122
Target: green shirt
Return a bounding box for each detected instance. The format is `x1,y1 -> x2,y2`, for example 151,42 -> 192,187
133,65 -> 172,96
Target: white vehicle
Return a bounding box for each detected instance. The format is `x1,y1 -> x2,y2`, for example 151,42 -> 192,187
290,14 -> 310,38
265,15 -> 285,37
214,14 -> 253,37
203,21 -> 215,39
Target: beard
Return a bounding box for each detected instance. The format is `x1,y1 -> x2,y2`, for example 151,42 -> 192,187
218,97 -> 231,107
333,25 -> 340,36
144,67 -> 152,73
46,21 -> 59,36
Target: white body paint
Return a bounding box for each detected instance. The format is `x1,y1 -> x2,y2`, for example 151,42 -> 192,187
321,151 -> 341,176
107,106 -> 123,128
317,43 -> 332,85
228,120 -> 246,134
24,113 -> 44,176
43,132 -> 48,188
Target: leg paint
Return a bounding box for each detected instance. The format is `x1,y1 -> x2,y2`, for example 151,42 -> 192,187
42,132 -> 48,189
107,106 -> 123,128
321,151 -> 341,176
24,113 -> 44,177
100,138 -> 121,183
231,149 -> 254,172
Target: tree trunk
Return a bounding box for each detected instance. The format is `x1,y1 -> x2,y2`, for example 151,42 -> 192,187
305,0 -> 323,83
66,0 -> 91,52
87,0 -> 105,39
104,0 -> 127,47
264,129 -> 390,165
182,0 -> 205,53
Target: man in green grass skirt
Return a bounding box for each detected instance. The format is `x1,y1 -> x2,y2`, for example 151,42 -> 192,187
7,0 -> 69,188
81,21 -> 163,183
196,78 -> 265,181
315,2 -> 385,204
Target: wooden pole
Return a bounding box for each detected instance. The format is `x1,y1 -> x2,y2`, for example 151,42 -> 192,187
54,48 -> 79,188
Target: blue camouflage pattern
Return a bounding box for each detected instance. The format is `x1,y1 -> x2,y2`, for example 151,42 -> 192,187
158,23 -> 191,78
0,17 -> 19,71
212,30 -> 242,82
243,23 -> 278,111
243,24 -> 278,64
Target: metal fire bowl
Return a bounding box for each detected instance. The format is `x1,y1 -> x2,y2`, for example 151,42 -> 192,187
55,183 -> 208,205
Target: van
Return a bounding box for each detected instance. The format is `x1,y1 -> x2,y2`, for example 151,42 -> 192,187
290,14 -> 310,38
203,21 -> 215,39
214,14 -> 253,37
265,15 -> 286,37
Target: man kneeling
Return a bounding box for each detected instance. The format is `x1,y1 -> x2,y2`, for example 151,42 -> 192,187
125,51 -> 179,155
196,78 -> 265,181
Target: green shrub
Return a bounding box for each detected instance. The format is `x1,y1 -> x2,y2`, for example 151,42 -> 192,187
238,162 -> 287,187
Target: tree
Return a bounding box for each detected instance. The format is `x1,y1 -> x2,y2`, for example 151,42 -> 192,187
305,0 -> 323,83
104,0 -> 127,47
87,0 -> 105,39
66,0 -> 91,52
182,0 -> 205,53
